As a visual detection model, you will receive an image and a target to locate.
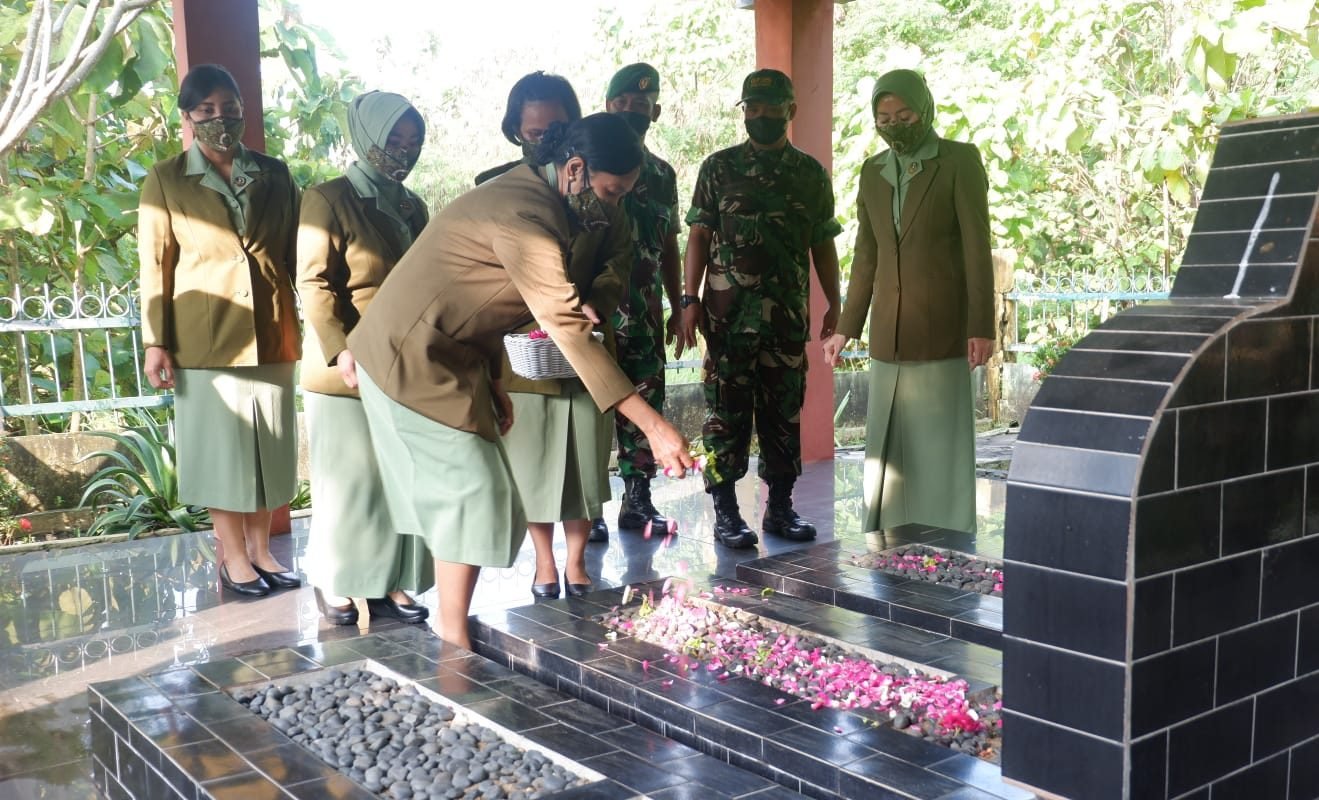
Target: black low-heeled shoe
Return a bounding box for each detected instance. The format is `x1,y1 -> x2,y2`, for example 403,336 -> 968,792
366,596 -> 429,623
315,588 -> 359,626
531,580 -> 561,599
219,564 -> 270,597
565,581 -> 594,598
252,564 -> 301,590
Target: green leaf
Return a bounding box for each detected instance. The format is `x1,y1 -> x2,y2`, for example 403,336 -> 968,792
0,187 -> 56,235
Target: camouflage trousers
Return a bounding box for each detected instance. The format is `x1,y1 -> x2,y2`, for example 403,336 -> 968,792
613,332 -> 666,480
701,332 -> 806,490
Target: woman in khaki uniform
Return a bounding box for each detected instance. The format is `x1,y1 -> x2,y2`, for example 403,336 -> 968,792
478,73 -> 629,600
348,114 -> 694,648
297,91 -> 434,626
823,70 -> 994,534
138,65 -> 302,597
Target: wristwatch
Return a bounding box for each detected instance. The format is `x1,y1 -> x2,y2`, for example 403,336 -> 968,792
679,294 -> 702,309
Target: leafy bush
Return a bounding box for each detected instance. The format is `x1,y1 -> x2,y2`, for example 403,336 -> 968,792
1028,335 -> 1081,381
290,479 -> 312,511
78,412 -> 210,537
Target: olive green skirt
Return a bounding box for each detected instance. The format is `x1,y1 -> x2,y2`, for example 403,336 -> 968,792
303,392 -> 435,597
864,358 -> 976,533
356,366 -> 527,568
174,364 -> 298,512
503,388 -> 613,522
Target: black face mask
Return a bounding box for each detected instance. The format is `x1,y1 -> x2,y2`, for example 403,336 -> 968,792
615,110 -> 652,138
745,116 -> 788,146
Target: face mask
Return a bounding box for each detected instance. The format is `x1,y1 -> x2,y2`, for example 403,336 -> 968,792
877,122 -> 925,154
616,110 -> 652,138
521,140 -> 540,159
367,144 -> 419,182
192,116 -> 245,152
565,169 -> 611,232
745,116 -> 788,146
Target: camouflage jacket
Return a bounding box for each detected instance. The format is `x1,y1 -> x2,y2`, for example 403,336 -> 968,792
614,148 -> 679,337
686,141 -> 841,341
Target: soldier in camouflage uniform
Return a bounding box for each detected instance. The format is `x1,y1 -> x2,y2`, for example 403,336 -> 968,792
592,63 -> 684,541
677,69 -> 842,549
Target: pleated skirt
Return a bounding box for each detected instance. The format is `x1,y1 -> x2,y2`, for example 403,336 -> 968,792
502,388 -> 613,523
356,366 -> 527,568
174,364 -> 297,512
863,357 -> 976,534
303,392 -> 435,597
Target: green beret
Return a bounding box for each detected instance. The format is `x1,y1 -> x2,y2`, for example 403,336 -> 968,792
739,68 -> 794,104
607,63 -> 661,100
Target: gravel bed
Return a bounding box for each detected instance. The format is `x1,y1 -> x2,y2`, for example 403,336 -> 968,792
233,668 -> 587,799
850,544 -> 1003,596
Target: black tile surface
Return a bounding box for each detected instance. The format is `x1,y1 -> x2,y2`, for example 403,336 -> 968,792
247,742 -> 338,785
1002,563 -> 1126,660
1130,641 -> 1215,736
581,751 -> 689,793
1129,732 -> 1167,800
1190,194 -> 1316,232
1003,638 -> 1124,740
1134,484 -> 1222,576
1254,671 -> 1319,758
1167,336 -> 1226,408
1176,399 -> 1267,487
1016,408 -> 1151,454
1166,698 -> 1254,796
1133,575 -> 1173,658
1029,375 -> 1172,417
1172,553 -> 1261,644
1289,733 -> 1319,800
1261,534 -> 1319,616
1300,605 -> 1319,676
842,752 -> 964,799
668,753 -> 777,796
1048,350 -> 1189,383
999,712 -> 1124,800
1216,615 -> 1298,704
1221,469 -> 1305,555
1004,484 -> 1129,580
1225,318 -> 1311,399
1210,751 -> 1289,800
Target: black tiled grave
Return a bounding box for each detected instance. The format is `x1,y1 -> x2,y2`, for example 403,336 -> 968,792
471,577 -> 1032,800
90,626 -> 789,800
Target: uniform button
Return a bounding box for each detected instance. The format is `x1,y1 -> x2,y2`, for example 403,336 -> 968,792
234,289 -> 250,298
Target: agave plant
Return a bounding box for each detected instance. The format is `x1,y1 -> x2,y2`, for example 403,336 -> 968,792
78,412 -> 211,538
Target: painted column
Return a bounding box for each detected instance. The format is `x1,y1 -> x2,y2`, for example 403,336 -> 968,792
753,0 -> 836,464
171,0 -> 265,152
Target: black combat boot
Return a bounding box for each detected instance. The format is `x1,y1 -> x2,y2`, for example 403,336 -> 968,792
762,477 -> 817,541
711,482 -> 758,549
618,476 -> 669,531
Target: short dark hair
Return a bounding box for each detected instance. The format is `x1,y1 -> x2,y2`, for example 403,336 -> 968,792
178,64 -> 242,112
500,71 -> 582,146
533,113 -> 643,176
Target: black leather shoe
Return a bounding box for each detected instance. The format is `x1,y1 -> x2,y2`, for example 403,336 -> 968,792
366,596 -> 429,623
219,564 -> 270,597
565,581 -> 594,597
532,579 -> 561,599
315,588 -> 359,626
588,518 -> 609,542
252,564 -> 302,590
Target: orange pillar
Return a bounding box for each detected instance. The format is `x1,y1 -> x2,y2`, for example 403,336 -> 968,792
754,0 -> 836,463
171,0 -> 266,152
171,0 -> 287,535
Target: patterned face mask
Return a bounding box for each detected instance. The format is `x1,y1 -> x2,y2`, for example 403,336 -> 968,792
521,140 -> 540,159
367,144 -> 419,182
565,169 -> 610,232
877,121 -> 925,154
192,116 -> 245,152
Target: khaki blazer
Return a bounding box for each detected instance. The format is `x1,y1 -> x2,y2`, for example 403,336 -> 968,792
501,199 -> 631,396
296,177 -> 429,397
838,138 -> 994,362
347,164 -> 636,441
138,149 -> 301,368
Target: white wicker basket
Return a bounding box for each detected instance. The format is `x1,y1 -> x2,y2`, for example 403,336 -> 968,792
503,331 -> 604,380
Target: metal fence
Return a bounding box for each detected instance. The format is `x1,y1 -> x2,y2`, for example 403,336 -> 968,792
0,283 -> 170,421
1,274 -> 1173,424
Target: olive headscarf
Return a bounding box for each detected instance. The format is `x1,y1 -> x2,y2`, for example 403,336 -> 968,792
870,69 -> 935,154
348,90 -> 425,184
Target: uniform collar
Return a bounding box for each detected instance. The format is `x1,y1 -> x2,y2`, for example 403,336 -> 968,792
185,141 -> 260,189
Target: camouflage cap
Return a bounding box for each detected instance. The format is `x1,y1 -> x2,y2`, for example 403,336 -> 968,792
738,68 -> 794,104
607,63 -> 661,100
